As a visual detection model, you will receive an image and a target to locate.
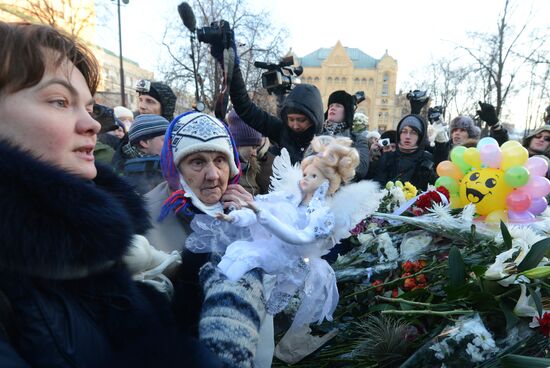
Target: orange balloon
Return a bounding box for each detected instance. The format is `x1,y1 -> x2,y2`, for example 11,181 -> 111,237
437,160 -> 463,180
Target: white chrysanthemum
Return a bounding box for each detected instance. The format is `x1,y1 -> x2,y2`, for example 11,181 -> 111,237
389,186 -> 406,206
428,203 -> 454,226
460,204 -> 476,224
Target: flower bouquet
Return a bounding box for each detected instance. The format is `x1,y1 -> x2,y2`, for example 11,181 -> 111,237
273,180 -> 550,368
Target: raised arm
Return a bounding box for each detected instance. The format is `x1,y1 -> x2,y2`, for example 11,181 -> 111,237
229,66 -> 284,144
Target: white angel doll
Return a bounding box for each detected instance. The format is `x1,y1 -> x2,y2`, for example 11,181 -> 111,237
186,136 -> 382,330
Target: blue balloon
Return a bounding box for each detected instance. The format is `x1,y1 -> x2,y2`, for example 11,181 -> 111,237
477,137 -> 499,150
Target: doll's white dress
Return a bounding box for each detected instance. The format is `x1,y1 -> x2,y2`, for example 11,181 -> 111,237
186,182 -> 339,330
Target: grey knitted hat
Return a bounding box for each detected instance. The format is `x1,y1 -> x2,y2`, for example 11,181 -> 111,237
128,114 -> 169,145
449,116 -> 481,138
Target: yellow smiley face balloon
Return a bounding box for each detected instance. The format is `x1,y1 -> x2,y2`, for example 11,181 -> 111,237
459,168 -> 513,215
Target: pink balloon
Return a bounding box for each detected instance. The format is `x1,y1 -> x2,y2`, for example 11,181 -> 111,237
524,156 -> 549,177
528,196 -> 548,215
508,210 -> 536,223
506,190 -> 532,212
520,176 -> 550,198
479,144 -> 502,168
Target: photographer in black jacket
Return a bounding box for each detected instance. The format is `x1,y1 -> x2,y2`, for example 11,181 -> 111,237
374,114 -> 436,190
208,30 -> 323,164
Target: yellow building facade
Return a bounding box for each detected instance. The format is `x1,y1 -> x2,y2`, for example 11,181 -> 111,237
0,0 -> 153,111
297,41 -> 401,132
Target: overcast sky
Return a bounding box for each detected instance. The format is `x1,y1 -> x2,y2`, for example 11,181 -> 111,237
97,0 -> 549,127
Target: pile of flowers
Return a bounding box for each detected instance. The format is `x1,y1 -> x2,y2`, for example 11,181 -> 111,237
273,182 -> 550,368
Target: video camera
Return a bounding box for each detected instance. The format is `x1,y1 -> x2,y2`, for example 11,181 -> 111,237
254,56 -> 303,95
428,105 -> 444,124
406,90 -> 429,104
135,79 -> 152,94
353,91 -> 366,107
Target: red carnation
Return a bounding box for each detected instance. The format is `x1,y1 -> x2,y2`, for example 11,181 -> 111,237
536,312 -> 550,337
415,188 -> 449,211
436,186 -> 450,200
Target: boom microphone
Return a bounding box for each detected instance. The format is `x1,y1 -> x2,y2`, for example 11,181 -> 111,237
178,2 -> 196,32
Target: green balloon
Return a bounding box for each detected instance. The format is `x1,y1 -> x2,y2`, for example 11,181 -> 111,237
435,176 -> 459,193
450,146 -> 471,174
450,146 -> 466,164
504,166 -> 530,188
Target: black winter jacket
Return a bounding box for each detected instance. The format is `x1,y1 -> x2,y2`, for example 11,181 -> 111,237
0,141 -> 219,368
230,66 -> 324,164
373,115 -> 436,190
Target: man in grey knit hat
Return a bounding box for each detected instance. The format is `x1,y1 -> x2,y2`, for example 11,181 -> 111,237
113,114 -> 169,195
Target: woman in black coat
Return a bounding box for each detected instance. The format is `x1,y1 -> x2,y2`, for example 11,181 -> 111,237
0,22 -> 222,367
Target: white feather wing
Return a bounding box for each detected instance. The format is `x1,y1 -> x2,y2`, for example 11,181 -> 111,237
269,148 -> 302,197
328,180 -> 384,242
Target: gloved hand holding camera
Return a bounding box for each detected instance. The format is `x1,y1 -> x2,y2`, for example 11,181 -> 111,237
407,90 -> 429,115
205,21 -> 239,68
477,101 -> 499,126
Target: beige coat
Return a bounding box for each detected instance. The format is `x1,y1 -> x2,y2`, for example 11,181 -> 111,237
144,181 -> 190,253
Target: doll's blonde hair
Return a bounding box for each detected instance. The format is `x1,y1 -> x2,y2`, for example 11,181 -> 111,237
301,136 -> 360,195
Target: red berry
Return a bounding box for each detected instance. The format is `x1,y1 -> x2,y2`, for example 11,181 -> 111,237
416,274 -> 428,284
372,280 -> 384,293
403,278 -> 417,291
402,260 -> 415,273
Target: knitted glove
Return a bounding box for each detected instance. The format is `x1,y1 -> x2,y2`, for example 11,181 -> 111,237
477,101 -> 499,126
199,262 -> 265,368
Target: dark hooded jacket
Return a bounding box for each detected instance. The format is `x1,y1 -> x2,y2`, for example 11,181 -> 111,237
0,141 -> 220,368
374,114 -> 436,190
230,66 -> 324,164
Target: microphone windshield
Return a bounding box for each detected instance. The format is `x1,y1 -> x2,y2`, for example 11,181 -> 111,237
178,2 -> 196,32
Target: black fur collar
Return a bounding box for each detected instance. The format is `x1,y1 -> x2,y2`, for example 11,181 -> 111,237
0,141 -> 151,279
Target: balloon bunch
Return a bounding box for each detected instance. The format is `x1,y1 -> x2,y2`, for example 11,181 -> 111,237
435,137 -> 550,223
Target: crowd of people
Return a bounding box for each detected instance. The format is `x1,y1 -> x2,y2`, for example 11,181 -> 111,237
1,20 -> 550,367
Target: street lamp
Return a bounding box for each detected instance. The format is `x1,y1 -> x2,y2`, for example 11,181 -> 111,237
115,0 -> 129,106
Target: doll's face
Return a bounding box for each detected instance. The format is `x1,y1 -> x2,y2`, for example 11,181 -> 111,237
300,164 -> 327,194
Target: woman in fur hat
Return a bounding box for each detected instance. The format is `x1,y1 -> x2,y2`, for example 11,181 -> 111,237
523,125 -> 550,177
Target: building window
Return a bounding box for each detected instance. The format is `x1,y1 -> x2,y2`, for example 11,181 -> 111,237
335,77 -> 340,84
361,78 -> 367,85
314,77 -> 320,83
342,77 -> 347,85
382,73 -> 389,96
327,77 -> 333,84
369,78 -> 374,87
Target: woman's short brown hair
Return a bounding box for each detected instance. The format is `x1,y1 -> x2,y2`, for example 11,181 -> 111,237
0,22 -> 100,96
